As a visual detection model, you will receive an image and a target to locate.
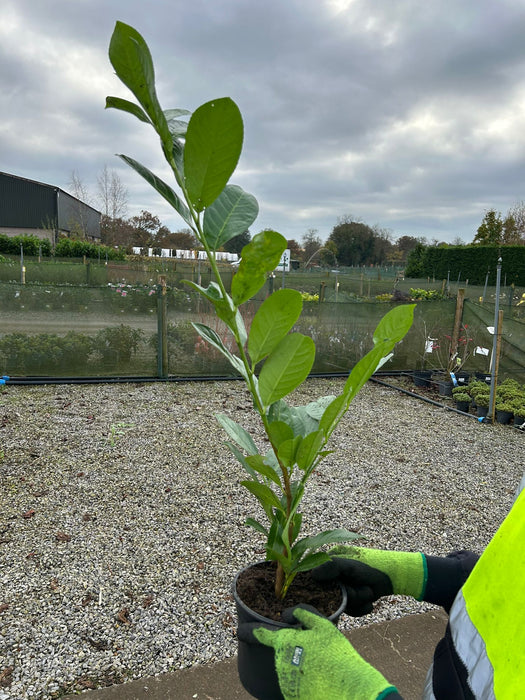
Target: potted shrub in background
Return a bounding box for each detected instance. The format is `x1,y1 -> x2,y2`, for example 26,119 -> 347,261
452,390 -> 471,413
495,402 -> 514,424
106,22 -> 415,699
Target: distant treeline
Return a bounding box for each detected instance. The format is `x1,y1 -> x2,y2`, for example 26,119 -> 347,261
406,244 -> 525,285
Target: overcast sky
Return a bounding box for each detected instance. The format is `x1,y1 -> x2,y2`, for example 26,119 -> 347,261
3,0 -> 525,245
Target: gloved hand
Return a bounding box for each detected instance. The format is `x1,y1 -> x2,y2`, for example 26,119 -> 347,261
313,546 -> 427,616
237,605 -> 398,700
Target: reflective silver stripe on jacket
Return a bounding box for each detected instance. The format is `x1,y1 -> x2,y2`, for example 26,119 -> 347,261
422,663 -> 436,699
449,590 -> 495,699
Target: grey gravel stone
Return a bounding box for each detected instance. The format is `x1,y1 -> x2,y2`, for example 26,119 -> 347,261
0,379 -> 522,699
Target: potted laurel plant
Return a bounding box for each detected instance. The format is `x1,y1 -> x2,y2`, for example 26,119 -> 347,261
106,21 -> 415,699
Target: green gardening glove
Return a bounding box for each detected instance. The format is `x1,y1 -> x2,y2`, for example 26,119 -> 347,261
318,545 -> 427,601
252,607 -> 398,700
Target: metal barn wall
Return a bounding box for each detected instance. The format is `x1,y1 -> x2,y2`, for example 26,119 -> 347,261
0,172 -> 57,229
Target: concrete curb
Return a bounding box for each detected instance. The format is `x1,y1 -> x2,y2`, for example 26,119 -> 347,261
62,610 -> 448,700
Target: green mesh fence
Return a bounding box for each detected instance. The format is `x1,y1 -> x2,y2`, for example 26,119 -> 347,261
1,280 -> 524,380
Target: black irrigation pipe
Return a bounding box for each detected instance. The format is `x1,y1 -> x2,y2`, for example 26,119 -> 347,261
3,370 -> 406,386
2,369 -> 511,425
6,371 -> 523,430
369,375 -> 481,421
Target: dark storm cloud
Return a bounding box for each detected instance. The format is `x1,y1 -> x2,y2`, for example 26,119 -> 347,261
2,0 -> 525,242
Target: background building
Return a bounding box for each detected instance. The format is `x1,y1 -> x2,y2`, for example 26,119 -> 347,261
0,171 -> 101,244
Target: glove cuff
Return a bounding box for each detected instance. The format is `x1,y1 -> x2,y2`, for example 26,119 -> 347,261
330,546 -> 427,600
377,688 -> 400,699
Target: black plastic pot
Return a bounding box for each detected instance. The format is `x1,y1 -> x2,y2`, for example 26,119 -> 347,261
456,400 -> 470,413
413,370 -> 432,387
496,409 -> 513,425
233,563 -> 347,700
437,380 -> 453,396
476,405 -> 489,418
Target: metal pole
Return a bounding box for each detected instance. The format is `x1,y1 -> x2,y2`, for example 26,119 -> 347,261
157,275 -> 168,378
20,244 -> 25,284
482,271 -> 489,303
488,257 -> 502,421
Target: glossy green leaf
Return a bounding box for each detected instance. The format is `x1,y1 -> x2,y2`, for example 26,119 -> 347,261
191,323 -> 245,377
216,414 -> 258,454
320,305 -> 415,437
202,185 -> 259,250
258,333 -> 315,407
248,289 -> 303,365
108,22 -> 171,150
267,420 -> 294,450
373,304 -> 415,345
164,108 -> 191,138
245,517 -> 268,536
240,480 -> 282,511
117,154 -> 191,225
224,441 -> 259,480
277,435 -> 302,469
296,430 -> 325,471
291,551 -> 331,574
184,98 -> 243,211
105,96 -> 151,124
183,281 -> 237,328
292,528 -> 361,561
231,230 -> 287,306
245,455 -> 282,488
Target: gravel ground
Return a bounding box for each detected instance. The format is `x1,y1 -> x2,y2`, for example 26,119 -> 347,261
0,378 -> 523,699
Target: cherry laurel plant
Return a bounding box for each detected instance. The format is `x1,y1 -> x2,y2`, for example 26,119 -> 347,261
107,21 -> 415,600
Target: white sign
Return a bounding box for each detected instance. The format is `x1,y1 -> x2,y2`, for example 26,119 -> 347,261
276,249 -> 290,272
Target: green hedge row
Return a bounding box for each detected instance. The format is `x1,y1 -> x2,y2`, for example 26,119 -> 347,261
0,234 -> 52,256
54,239 -> 126,260
0,234 -> 125,261
406,245 -> 525,285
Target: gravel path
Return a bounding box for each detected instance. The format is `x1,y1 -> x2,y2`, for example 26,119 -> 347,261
1,378 -> 522,699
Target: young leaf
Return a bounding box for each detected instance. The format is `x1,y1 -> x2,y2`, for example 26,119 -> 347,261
105,96 -> 151,124
292,528 -> 362,560
258,334 -> 315,407
224,441 -> 259,480
296,430 -> 325,471
202,185 -> 259,250
267,420 -> 294,450
164,108 -> 191,138
191,322 -> 246,377
231,230 -> 287,305
117,155 -> 191,225
291,551 -> 332,574
277,435 -> 303,469
245,455 -> 282,488
245,517 -> 268,536
373,304 -> 416,345
248,289 -> 303,365
240,480 -> 282,512
216,413 -> 258,454
184,98 -> 243,211
108,22 -> 172,151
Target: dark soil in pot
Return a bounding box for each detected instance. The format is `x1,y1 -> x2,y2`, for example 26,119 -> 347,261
236,560 -> 344,622
234,561 -> 347,700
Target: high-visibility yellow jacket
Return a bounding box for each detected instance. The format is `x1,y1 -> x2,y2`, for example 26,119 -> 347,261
423,479 -> 525,699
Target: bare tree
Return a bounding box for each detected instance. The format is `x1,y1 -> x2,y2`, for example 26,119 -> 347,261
507,201 -> 525,244
67,170 -> 92,238
97,165 -> 128,221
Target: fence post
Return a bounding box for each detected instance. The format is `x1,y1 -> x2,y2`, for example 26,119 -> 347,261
449,288 -> 465,364
157,275 -> 168,378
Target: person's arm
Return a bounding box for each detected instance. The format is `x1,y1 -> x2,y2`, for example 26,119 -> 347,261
424,550 -> 479,612
313,546 -> 479,616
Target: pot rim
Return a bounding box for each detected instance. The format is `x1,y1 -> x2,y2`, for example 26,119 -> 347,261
232,560 -> 348,628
